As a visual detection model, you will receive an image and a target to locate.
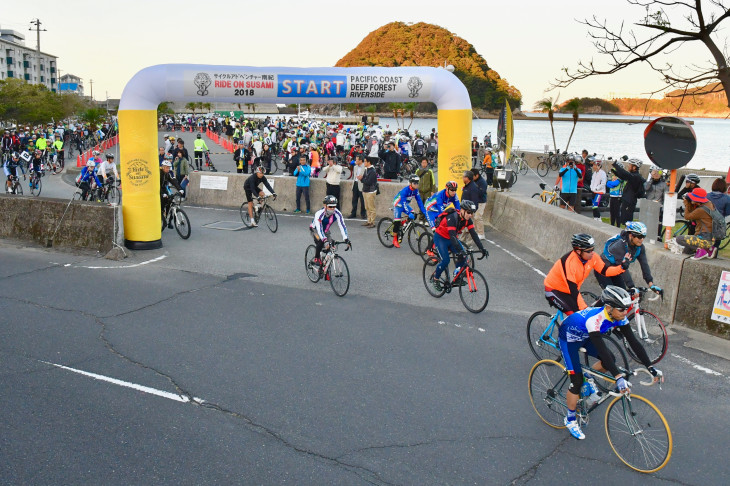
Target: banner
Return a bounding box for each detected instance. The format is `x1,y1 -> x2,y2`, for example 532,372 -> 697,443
711,271 -> 730,324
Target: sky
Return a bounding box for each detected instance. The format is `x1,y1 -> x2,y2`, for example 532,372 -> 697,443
2,0 -> 721,108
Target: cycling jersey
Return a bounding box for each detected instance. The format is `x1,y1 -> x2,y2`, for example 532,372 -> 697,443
98,161 -> 118,179
544,250 -> 624,311
425,189 -> 460,226
434,210 -> 480,244
393,185 -> 427,219
78,166 -> 102,187
310,208 -> 348,241
243,174 -> 274,200
193,138 -> 209,152
559,307 -> 628,343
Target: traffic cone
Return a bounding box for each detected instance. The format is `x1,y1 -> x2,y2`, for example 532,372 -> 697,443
77,154 -> 82,167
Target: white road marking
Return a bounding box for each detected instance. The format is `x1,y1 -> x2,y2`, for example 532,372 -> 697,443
76,255 -> 167,270
671,353 -> 723,376
41,360 -> 205,404
484,238 -> 546,277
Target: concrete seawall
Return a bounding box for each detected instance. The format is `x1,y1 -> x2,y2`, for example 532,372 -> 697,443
484,191 -> 729,338
0,195 -> 119,253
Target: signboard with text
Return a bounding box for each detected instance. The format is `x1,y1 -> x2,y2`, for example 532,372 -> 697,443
712,271 -> 730,324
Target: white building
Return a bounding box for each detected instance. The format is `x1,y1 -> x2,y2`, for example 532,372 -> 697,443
0,28 -> 58,92
59,73 -> 84,96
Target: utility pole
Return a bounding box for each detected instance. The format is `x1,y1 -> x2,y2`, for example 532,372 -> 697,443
29,19 -> 46,86
89,79 -> 94,101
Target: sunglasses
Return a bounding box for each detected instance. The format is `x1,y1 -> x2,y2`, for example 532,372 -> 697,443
326,205 -> 337,209
464,210 -> 474,215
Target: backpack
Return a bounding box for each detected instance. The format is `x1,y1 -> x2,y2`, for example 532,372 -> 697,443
414,139 -> 426,152
602,233 -> 640,265
434,207 -> 457,228
700,206 -> 728,241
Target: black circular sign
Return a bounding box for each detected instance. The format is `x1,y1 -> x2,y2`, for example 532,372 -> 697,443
643,116 -> 696,170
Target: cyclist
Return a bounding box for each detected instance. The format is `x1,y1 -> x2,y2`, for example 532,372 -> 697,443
391,175 -> 429,248
243,166 -> 277,227
193,133 -> 209,171
544,234 -> 626,315
559,285 -> 663,440
28,150 -> 44,190
428,200 -> 488,288
424,181 -> 461,228
77,160 -> 102,201
594,221 -> 662,296
160,158 -> 184,228
98,153 -> 119,184
310,195 -> 351,266
4,151 -> 25,193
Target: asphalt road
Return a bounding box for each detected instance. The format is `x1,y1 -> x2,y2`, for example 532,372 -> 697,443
2,132 -> 730,484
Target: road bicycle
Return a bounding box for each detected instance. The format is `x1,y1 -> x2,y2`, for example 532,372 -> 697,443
528,354 -> 671,473
96,178 -> 121,204
28,170 -> 43,197
240,194 -> 278,232
204,151 -> 218,172
422,246 -> 489,313
506,152 -> 529,177
161,192 -> 191,239
580,288 -> 668,365
304,240 -> 351,297
526,293 -> 630,369
531,183 -> 560,206
416,231 -> 476,269
377,210 -> 429,254
536,152 -> 566,176
45,153 -> 62,175
7,174 -> 23,195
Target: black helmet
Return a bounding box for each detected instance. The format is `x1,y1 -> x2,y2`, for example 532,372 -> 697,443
197,133 -> 202,139
409,174 -> 420,184
461,200 -> 477,213
11,151 -> 20,159
571,233 -> 595,250
445,180 -> 458,191
685,173 -> 700,185
105,153 -> 114,160
601,285 -> 632,310
323,195 -> 337,206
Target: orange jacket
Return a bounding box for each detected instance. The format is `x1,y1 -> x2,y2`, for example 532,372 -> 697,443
544,250 -> 624,309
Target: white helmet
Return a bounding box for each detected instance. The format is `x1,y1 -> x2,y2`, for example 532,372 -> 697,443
86,160 -> 96,168
161,160 -> 172,167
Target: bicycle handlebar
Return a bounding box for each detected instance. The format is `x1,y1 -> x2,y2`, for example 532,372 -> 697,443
632,286 -> 663,301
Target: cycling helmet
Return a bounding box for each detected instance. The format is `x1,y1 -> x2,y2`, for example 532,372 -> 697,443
409,174 -> 420,184
92,150 -> 100,156
626,158 -> 643,168
625,221 -> 648,237
196,133 -> 202,139
571,233 -> 595,250
685,173 -> 700,185
254,166 -> 265,174
161,160 -> 172,167
105,153 -> 115,160
34,149 -> 42,155
11,151 -> 20,159
323,195 -> 338,206
601,285 -> 632,310
573,154 -> 582,162
164,153 -> 173,160
163,134 -> 169,138
86,160 -> 96,168
445,181 -> 458,191
461,199 -> 477,213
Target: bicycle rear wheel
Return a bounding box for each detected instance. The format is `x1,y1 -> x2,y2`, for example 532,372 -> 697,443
173,208 -> 191,239
240,202 -> 253,228
672,221 -> 688,237
536,162 -> 549,177
526,311 -> 562,362
417,232 -> 434,262
304,245 -> 321,283
106,186 -> 121,204
580,290 -> 600,307
377,217 -> 395,248
407,223 -> 428,255
458,268 -> 489,313
264,206 -> 278,233
625,310 -> 668,365
605,394 -> 672,473
519,161 -> 529,175
328,255 -> 350,297
422,257 -> 447,297
528,359 -> 569,428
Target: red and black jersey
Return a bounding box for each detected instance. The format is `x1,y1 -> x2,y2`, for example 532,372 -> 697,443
435,211 -> 474,240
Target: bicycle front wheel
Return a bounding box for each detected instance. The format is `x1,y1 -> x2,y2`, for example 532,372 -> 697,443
174,208 -> 191,239
526,311 -> 562,362
240,202 -> 253,228
536,162 -> 549,177
458,268 -> 489,313
519,161 -> 529,175
304,245 -> 321,283
377,217 -> 395,248
528,359 -> 569,429
626,310 -> 668,365
264,206 -> 278,233
107,187 -> 121,205
30,177 -> 42,196
407,223 -> 428,255
417,232 -> 434,262
328,255 -> 350,297
605,394 -> 672,473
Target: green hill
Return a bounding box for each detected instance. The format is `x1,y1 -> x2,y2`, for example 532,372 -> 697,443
335,22 -> 522,111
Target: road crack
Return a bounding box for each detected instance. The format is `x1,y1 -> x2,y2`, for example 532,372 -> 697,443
509,436 -> 570,485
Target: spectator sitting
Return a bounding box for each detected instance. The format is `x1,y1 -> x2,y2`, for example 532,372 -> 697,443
675,188 -> 716,259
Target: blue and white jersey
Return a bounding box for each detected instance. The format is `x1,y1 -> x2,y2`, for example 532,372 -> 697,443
559,307 -> 628,343
393,185 -> 427,214
310,208 -> 348,241
425,189 -> 460,214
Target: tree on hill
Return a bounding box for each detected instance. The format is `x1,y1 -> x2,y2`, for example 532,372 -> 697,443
553,0 -> 730,113
335,22 -> 522,111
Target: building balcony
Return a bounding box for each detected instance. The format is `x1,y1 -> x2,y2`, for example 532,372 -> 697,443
24,73 -> 30,81
6,57 -> 13,65
23,61 -> 30,68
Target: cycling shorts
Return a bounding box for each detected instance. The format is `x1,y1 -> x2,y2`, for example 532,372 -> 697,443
393,206 -> 413,220
559,339 -> 600,377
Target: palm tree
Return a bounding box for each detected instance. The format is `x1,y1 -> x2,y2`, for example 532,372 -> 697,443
404,102 -> 417,130
185,102 -> 196,114
563,98 -> 582,153
203,102 -> 212,113
365,105 -> 377,124
533,96 -> 559,153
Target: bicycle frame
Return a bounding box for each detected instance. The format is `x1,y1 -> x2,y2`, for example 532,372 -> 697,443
537,311 -> 564,352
